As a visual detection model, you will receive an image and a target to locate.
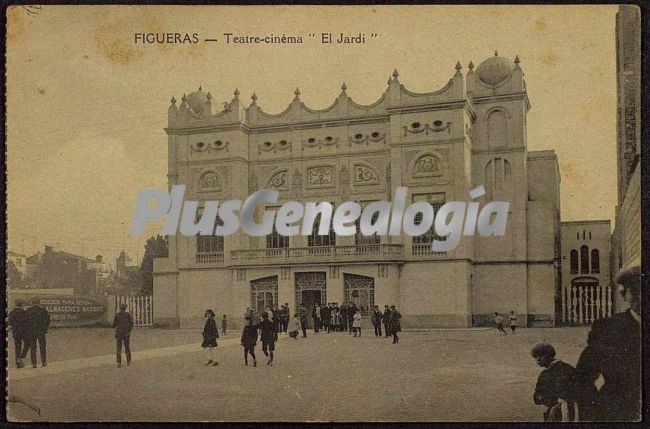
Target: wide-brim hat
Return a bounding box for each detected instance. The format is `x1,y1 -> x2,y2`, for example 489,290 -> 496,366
615,265 -> 641,290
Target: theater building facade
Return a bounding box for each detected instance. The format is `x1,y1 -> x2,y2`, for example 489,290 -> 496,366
153,52 -> 562,329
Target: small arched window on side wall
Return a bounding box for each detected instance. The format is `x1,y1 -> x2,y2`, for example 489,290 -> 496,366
570,250 -> 578,274
591,249 -> 600,274
580,245 -> 589,274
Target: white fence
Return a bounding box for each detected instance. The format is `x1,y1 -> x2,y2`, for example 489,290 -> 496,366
115,295 -> 153,327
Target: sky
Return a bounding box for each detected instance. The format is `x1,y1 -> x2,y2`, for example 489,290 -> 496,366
6,5 -> 619,264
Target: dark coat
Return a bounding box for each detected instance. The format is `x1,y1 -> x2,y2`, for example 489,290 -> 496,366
371,310 -> 383,326
241,324 -> 258,347
23,305 -> 50,339
388,310 -> 401,333
347,306 -> 357,322
8,307 -> 26,338
574,309 -> 641,421
201,317 -> 219,347
113,310 -> 134,338
534,360 -> 576,421
382,309 -> 391,325
258,319 -> 276,343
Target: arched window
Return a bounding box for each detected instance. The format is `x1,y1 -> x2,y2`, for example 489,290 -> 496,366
580,245 -> 589,274
485,158 -> 512,197
591,249 -> 600,274
250,276 -> 278,313
570,250 -> 578,274
487,110 -> 508,148
344,274 -> 375,315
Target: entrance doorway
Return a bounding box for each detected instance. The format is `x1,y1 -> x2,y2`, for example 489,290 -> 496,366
294,272 -> 327,329
301,290 -> 322,328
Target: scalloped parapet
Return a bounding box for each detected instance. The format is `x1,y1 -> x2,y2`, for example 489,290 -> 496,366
167,62 -> 470,130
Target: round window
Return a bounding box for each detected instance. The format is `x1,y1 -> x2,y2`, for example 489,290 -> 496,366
215,140 -> 223,147
197,142 -> 205,148
371,132 -> 380,138
412,122 -> 421,129
279,140 -> 287,146
434,120 -> 443,127
264,141 -> 272,147
354,133 -> 363,139
308,138 -> 316,143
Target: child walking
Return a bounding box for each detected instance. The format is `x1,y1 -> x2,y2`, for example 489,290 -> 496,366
258,311 -> 276,366
494,312 -> 508,335
241,316 -> 258,366
201,309 -> 219,366
221,314 -> 227,335
531,342 -> 577,421
352,309 -> 362,337
509,311 -> 517,334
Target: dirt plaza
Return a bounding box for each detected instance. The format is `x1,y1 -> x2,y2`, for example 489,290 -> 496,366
7,326 -> 590,422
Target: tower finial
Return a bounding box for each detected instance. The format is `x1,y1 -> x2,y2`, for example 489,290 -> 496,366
455,61 -> 462,71
234,88 -> 240,97
514,55 -> 520,64
251,92 -> 257,105
294,87 -> 301,101
468,60 -> 475,71
494,50 -> 498,56
341,82 -> 347,92
207,92 -> 212,100
170,96 -> 176,104
392,69 -> 399,79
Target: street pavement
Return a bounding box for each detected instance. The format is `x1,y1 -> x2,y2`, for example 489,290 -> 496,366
7,326 -> 590,422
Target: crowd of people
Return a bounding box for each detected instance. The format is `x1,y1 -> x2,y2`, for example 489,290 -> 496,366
7,265 -> 640,422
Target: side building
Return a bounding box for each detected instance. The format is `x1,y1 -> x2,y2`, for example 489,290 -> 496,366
611,5 -> 641,312
153,52 -> 561,329
560,220 -> 612,325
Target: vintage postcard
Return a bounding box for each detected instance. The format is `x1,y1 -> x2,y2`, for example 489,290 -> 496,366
5,4 -> 642,422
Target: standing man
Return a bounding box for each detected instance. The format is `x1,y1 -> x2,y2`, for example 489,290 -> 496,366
347,303 -> 357,335
371,305 -> 383,337
388,305 -> 402,344
113,303 -> 134,368
312,303 -> 322,334
574,265 -> 641,421
382,305 -> 391,338
258,311 -> 277,366
322,303 -> 331,333
8,299 -> 26,368
21,298 -> 50,368
271,304 -> 280,341
299,305 -> 308,338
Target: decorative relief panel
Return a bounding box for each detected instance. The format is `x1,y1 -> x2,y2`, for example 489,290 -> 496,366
307,166 -> 334,187
190,140 -> 229,155
348,132 -> 386,146
354,164 -> 379,185
413,154 -> 442,177
191,167 -> 229,197
302,136 -> 339,150
268,170 -> 289,190
258,139 -> 292,154
403,120 -> 451,136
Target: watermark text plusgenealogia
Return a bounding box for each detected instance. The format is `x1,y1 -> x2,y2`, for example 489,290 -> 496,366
131,185 -> 509,253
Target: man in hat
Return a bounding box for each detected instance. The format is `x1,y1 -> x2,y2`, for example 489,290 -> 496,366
8,299 -> 26,368
113,303 -> 134,367
21,297 -> 50,368
574,265 -> 641,421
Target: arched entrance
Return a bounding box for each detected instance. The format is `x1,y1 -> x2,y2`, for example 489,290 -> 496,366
250,276 -> 278,313
294,272 -> 327,328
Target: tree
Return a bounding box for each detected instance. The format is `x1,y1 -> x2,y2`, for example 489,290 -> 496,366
6,259 -> 26,289
139,235 -> 169,295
